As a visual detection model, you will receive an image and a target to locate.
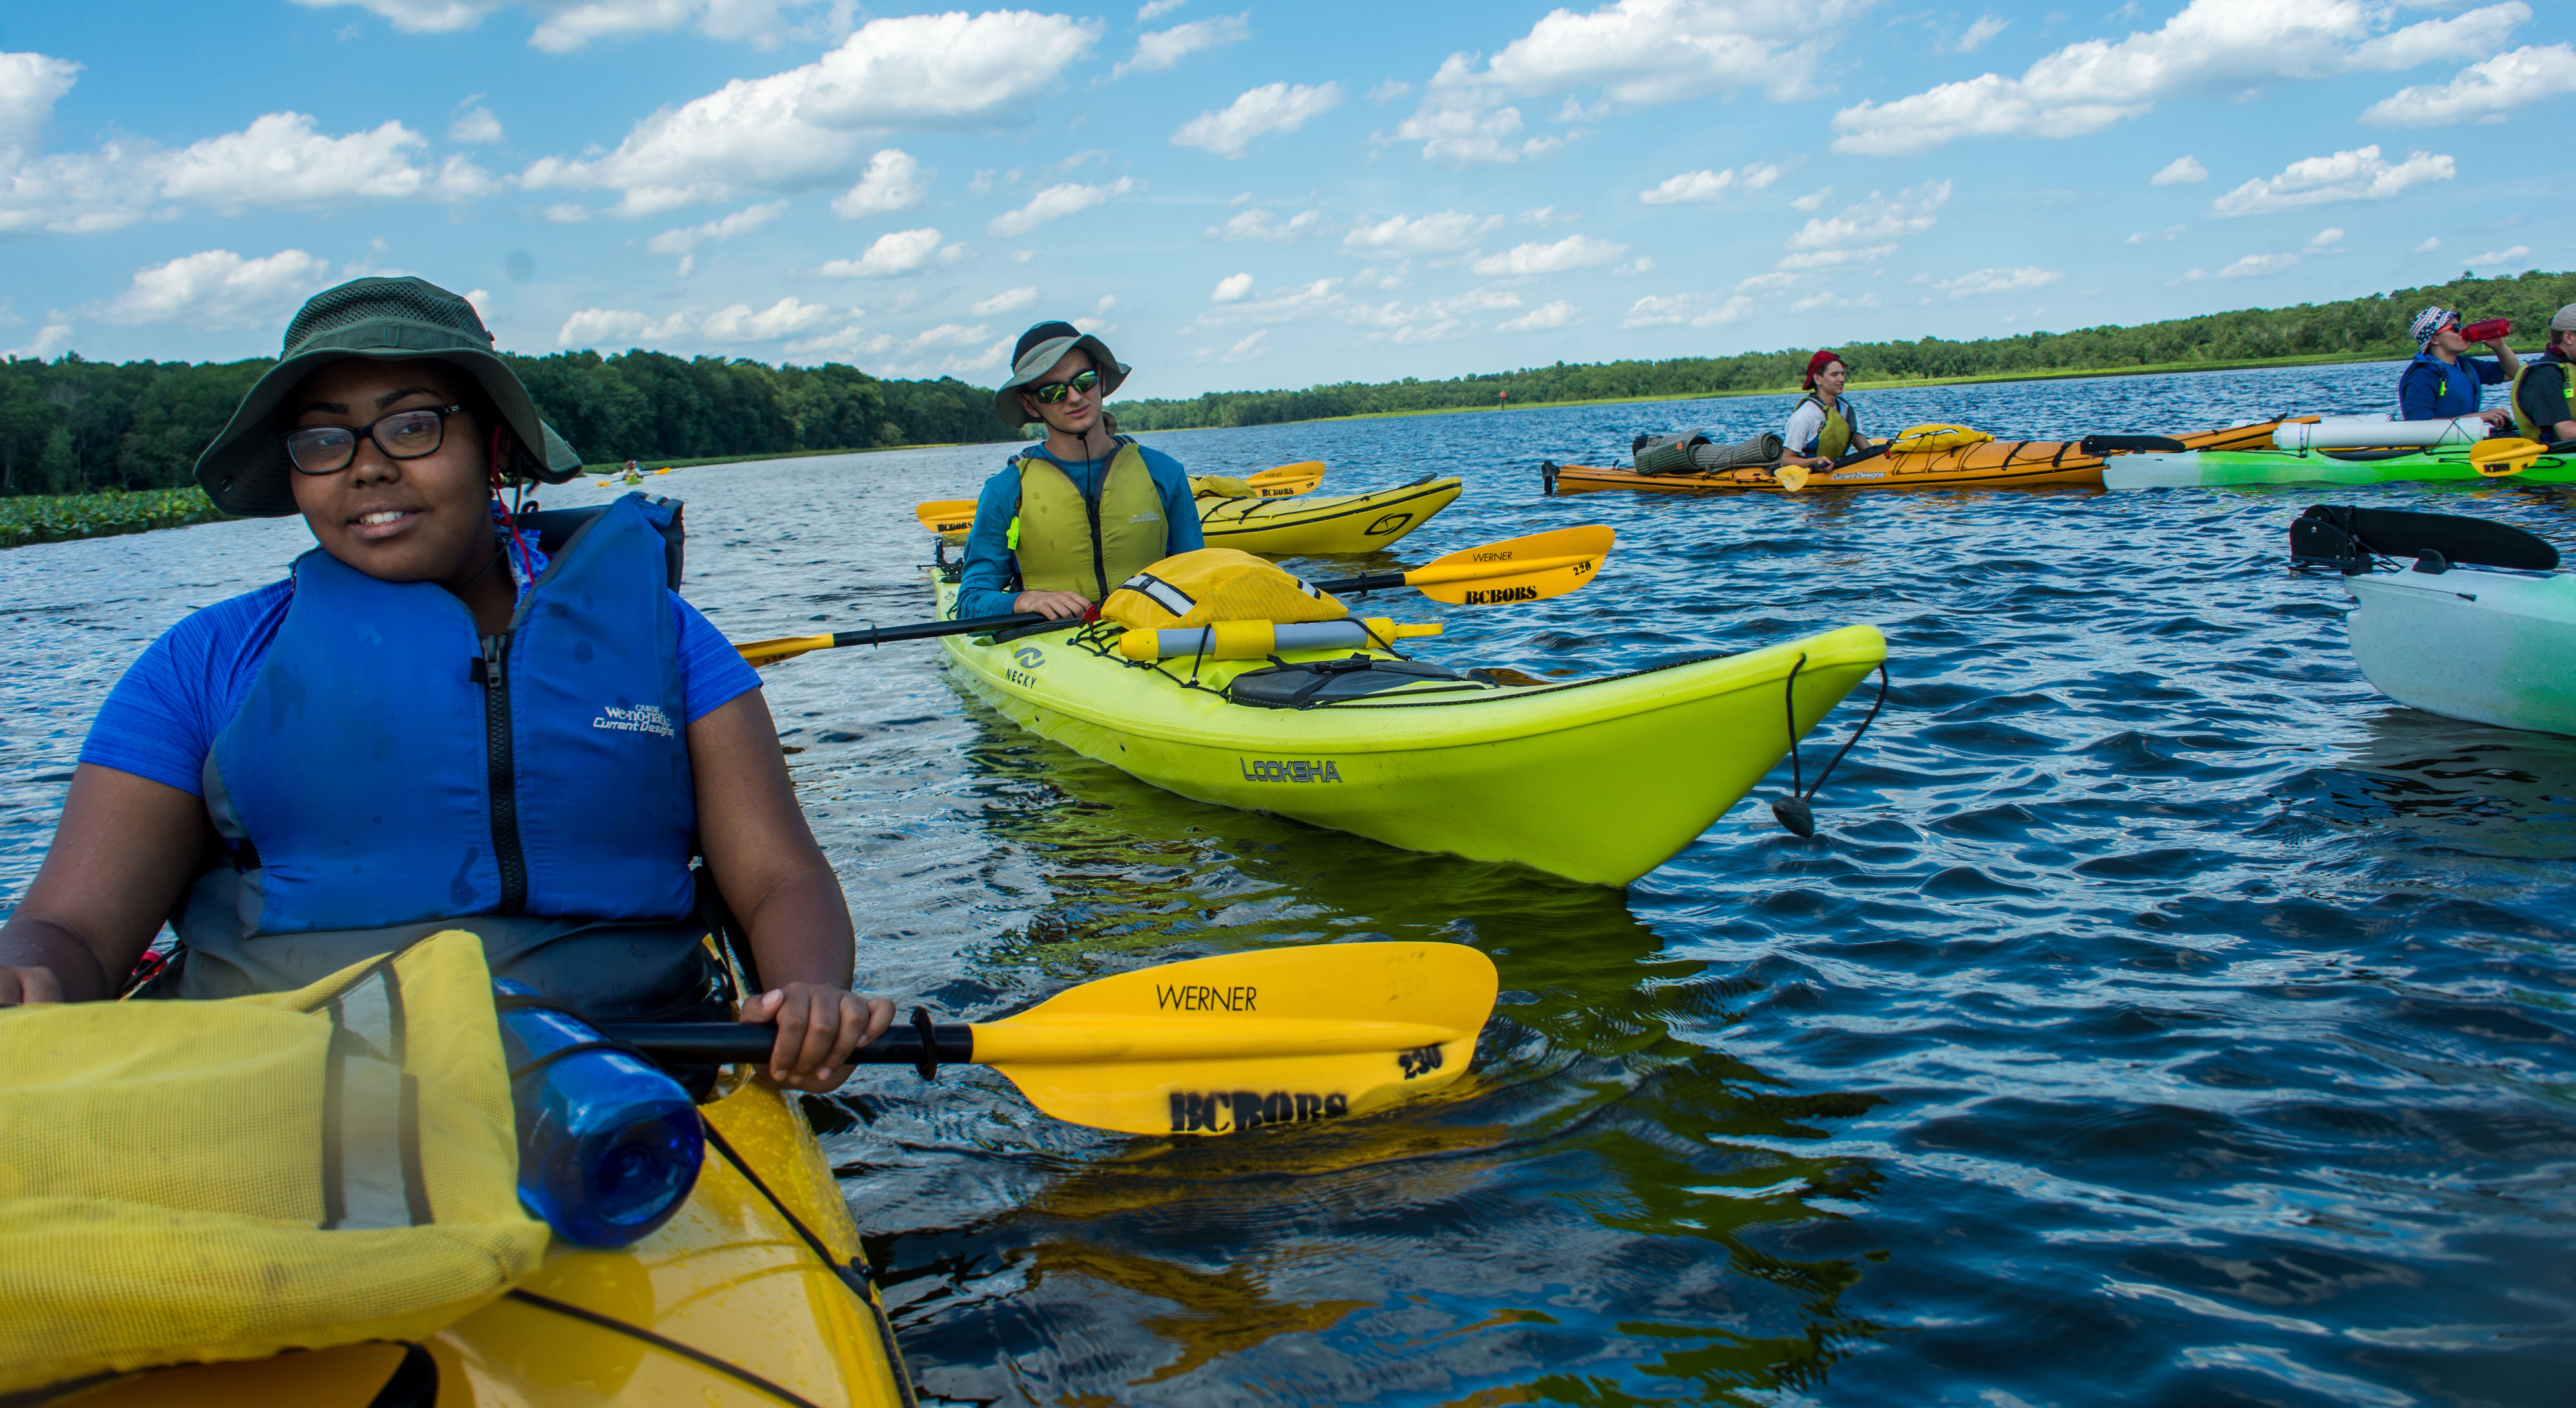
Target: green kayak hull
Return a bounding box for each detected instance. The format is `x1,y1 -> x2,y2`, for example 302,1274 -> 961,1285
2105,447 -> 2576,490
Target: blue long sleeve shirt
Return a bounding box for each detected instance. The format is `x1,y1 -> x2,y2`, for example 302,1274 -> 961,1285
955,440 -> 1204,619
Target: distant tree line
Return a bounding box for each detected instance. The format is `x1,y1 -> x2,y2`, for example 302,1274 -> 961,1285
0,348 -> 1001,497
1112,268 -> 2576,430
9,268 -> 2570,496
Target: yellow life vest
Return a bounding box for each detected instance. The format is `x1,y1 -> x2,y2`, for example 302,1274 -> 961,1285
0,930 -> 547,1396
1798,394 -> 1858,458
2511,354 -> 2572,442
1007,442 -> 1168,603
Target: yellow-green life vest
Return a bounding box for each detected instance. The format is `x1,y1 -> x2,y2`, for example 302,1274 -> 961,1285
2511,354 -> 2573,442
1799,393 -> 1856,458
1007,442 -> 1168,603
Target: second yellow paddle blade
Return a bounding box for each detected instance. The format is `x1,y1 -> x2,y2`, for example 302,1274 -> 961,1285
1249,460 -> 1325,496
1403,525 -> 1613,607
916,498 -> 977,540
974,942 -> 1496,1138
2470,437 -> 2543,476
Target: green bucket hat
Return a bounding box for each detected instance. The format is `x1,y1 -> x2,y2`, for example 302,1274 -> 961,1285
194,276 -> 582,518
992,319 -> 1129,431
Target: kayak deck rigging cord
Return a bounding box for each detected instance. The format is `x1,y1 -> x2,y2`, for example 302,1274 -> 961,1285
1771,656 -> 1889,838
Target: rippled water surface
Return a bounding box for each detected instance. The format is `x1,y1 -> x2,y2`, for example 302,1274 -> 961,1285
5,361 -> 2573,1406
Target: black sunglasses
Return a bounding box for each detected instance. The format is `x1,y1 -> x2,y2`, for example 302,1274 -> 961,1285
1026,368 -> 1101,404
283,404 -> 468,476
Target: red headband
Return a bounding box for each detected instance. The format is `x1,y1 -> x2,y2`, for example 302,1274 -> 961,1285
1802,350 -> 1842,390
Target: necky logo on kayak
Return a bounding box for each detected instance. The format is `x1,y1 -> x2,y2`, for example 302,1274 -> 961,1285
1240,758 -> 1343,783
592,703 -> 675,738
1158,982 -> 1255,1013
1170,1089 -> 1349,1134
1013,646 -> 1045,668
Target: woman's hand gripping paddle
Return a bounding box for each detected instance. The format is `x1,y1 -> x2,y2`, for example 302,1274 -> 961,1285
605,941 -> 1498,1136
731,525 -> 1618,665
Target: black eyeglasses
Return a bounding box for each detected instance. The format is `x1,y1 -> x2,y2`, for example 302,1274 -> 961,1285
283,404 -> 466,475
1027,369 -> 1101,404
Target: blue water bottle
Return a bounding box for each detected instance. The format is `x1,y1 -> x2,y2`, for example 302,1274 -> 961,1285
493,979 -> 706,1249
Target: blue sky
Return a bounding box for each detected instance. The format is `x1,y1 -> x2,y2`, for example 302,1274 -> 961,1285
2,1 -> 2569,397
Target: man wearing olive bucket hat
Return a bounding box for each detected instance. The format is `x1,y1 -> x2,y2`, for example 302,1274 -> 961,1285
954,320 -> 1203,622
0,276 -> 896,1093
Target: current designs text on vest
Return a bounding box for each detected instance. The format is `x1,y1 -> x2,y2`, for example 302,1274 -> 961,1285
592,703 -> 676,738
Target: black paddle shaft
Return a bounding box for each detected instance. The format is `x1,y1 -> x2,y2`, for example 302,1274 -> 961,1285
606,1019 -> 975,1076
831,613 -> 1046,648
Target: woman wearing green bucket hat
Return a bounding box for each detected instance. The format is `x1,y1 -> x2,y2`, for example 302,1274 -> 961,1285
0,276 -> 895,1091
954,319 -> 1204,621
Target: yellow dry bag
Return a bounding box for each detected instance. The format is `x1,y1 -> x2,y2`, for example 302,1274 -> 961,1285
1887,423 -> 1994,454
0,930 -> 548,1395
1101,548 -> 1350,631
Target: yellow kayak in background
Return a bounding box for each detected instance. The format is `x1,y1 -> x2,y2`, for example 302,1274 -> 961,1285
1198,476 -> 1463,556
52,1080 -> 914,1407
929,570 -> 1884,887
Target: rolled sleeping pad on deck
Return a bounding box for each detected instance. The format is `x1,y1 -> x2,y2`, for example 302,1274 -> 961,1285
1117,617 -> 1443,661
1631,431 -> 1786,475
2275,416 -> 2491,451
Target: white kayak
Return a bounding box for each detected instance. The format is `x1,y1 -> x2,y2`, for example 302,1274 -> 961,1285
2344,567 -> 2576,737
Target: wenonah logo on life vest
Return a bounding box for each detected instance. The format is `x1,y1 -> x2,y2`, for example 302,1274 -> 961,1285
592,703 -> 675,738
1240,758 -> 1342,783
1170,1089 -> 1349,1134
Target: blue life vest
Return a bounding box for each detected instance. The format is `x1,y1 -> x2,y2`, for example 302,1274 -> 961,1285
2401,352 -> 2485,418
196,494 -> 697,942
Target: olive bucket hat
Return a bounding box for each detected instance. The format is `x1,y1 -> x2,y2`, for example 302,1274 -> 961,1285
992,319 -> 1129,431
194,276 -> 582,517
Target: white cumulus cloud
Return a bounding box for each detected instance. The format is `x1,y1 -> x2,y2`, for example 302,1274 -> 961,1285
1212,272 -> 1255,302
644,198 -> 786,274
1786,181 -> 1950,251
2150,155 -> 2208,185
2467,243 -> 2532,267
2304,227 -> 2345,252
516,11 -> 1099,214
819,227 -> 965,276
1638,162 -> 1780,205
1341,209 -> 1503,258
1497,299 -> 1580,332
2363,42 -> 2576,126
104,248 -> 336,328
988,176 -> 1138,238
700,296 -> 837,342
1830,0 -> 2530,155
832,148 -> 928,218
1620,290 -> 1754,328
1934,265 -> 2063,297
2209,144 -> 2453,216
1115,11 -> 1249,77
448,99 -> 503,144
1172,81 -> 1341,157
1471,234 -> 1627,276
292,0 -> 853,51
1208,207 -> 1323,241
2218,252 -> 2301,277
971,286 -> 1039,315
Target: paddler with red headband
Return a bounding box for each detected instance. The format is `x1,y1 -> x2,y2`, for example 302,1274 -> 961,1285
1784,349 -> 1877,469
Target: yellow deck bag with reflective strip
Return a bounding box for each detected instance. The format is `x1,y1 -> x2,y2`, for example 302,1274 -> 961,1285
1887,423 -> 1994,454
0,930 -> 549,1395
1101,548 -> 1349,631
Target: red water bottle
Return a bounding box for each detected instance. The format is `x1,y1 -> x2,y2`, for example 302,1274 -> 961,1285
2460,317 -> 2511,343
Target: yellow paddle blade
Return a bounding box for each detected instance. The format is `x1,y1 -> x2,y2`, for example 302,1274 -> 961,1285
1248,460 -> 1325,496
969,942 -> 1496,1137
1775,464 -> 1810,493
916,498 -> 978,540
2471,437 -> 2544,476
735,633 -> 833,667
1402,525 -> 1613,606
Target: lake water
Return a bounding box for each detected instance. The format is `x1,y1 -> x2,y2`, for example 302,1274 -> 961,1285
3,359 -> 2570,1406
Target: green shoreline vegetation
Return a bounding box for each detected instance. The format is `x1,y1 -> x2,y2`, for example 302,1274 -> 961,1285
6,268 -> 2566,547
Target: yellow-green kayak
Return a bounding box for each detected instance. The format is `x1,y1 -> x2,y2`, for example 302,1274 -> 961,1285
931,570 -> 1886,886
